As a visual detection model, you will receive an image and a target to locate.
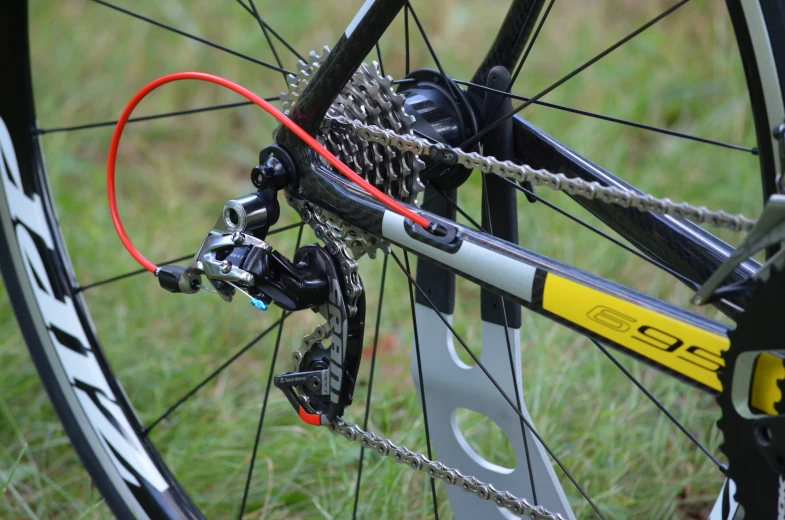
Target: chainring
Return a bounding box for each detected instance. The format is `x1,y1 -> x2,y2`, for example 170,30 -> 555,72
717,255 -> 785,518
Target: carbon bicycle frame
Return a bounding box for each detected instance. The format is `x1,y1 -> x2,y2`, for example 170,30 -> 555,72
277,0 -> 780,411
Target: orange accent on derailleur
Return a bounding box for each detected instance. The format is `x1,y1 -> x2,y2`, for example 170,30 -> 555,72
298,406 -> 323,426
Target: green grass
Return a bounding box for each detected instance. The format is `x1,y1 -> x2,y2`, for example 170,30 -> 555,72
0,0 -> 762,518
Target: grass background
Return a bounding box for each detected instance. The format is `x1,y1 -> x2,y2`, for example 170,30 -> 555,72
0,0 -> 765,518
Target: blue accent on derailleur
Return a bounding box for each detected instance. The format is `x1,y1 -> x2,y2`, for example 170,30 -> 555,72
250,298 -> 268,311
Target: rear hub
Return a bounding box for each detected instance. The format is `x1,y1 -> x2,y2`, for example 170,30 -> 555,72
399,68 -> 479,190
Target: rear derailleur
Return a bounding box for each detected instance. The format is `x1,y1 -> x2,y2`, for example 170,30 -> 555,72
154,152 -> 365,424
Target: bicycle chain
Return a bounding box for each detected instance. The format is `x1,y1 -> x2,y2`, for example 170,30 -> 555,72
291,323 -> 331,370
288,80 -> 760,519
287,323 -> 560,517
327,115 -> 757,232
328,419 -> 564,520
316,209 -> 389,260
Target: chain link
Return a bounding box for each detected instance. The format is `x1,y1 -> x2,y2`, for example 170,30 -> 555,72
328,115 -> 757,233
328,419 -> 565,520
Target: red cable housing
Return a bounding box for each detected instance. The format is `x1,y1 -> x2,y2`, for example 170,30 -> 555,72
107,71 -> 431,273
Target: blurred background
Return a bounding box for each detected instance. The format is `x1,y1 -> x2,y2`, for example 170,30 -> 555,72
0,0 -> 762,518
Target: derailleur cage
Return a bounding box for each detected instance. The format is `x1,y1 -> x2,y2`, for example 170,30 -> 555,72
156,181 -> 366,424
274,244 -> 366,424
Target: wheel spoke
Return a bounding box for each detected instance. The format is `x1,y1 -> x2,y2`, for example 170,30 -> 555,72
235,0 -> 306,63
502,176 -> 699,288
421,188 -> 440,209
35,98 -> 279,136
238,311 -> 288,519
588,337 -> 724,470
390,250 -> 606,519
352,254 -> 389,520
480,172 -> 538,505
74,254 -> 193,293
142,315 -> 288,435
452,80 -> 756,153
376,42 -> 386,77
73,222 -> 302,293
404,7 -> 411,76
509,0 -> 556,90
92,0 -> 294,76
402,250 -> 440,519
464,0 -> 692,148
236,0 -> 287,84
405,2 -> 461,101
239,223 -> 304,518
431,186 -> 483,231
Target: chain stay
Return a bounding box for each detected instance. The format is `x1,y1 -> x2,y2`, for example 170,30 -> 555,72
328,419 -> 564,520
329,115 -> 756,232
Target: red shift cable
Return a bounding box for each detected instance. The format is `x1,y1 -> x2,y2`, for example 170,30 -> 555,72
107,72 -> 431,273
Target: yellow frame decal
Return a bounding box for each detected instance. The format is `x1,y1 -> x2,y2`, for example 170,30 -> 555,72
543,274 -> 728,391
543,274 -> 785,414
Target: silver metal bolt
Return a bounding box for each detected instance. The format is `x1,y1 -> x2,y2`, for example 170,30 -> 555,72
231,232 -> 244,245
219,260 -> 232,274
259,241 -> 273,252
241,272 -> 254,284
